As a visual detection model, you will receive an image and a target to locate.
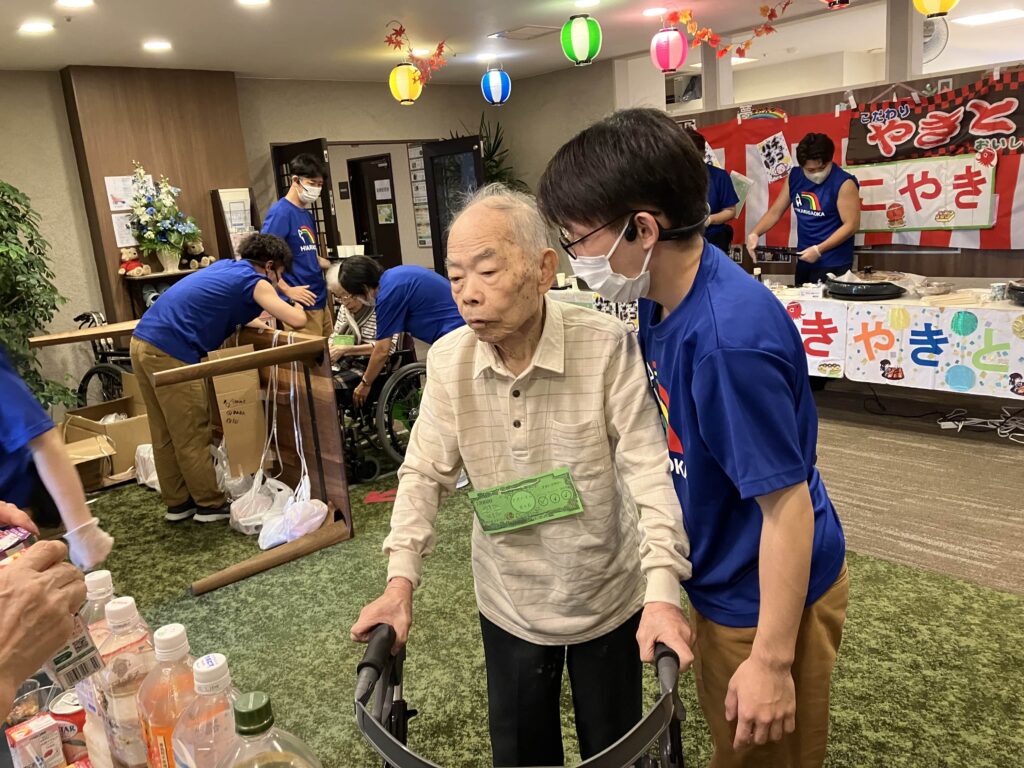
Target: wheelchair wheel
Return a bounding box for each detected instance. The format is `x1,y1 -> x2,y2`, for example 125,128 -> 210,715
376,362 -> 427,466
77,363 -> 125,406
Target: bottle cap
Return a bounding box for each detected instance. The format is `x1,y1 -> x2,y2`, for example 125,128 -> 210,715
105,596 -> 139,627
85,570 -> 113,600
233,692 -> 274,736
154,623 -> 190,661
193,654 -> 232,695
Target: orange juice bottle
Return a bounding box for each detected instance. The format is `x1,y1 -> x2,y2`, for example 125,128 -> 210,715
137,624 -> 196,768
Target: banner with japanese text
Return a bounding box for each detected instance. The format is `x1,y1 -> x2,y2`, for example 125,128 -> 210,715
783,298 -> 849,378
848,154 -> 995,232
846,71 -> 1024,165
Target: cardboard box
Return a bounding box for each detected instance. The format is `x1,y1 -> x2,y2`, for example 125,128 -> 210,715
6,714 -> 67,768
208,346 -> 266,477
63,397 -> 150,477
120,371 -> 143,406
62,435 -> 116,492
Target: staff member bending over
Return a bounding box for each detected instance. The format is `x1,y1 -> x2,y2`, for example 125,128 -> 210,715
130,234 -> 307,524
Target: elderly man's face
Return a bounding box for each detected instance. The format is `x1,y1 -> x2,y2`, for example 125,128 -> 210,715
447,203 -> 554,346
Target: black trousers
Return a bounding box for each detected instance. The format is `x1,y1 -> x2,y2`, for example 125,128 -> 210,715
480,611 -> 643,767
705,226 -> 733,254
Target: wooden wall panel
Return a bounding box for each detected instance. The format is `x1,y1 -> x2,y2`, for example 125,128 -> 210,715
61,66 -> 250,322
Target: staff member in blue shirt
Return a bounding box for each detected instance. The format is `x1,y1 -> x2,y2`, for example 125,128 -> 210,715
261,153 -> 333,336
0,350 -> 113,569
130,234 -> 307,523
746,132 -> 861,286
330,256 -> 464,407
538,108 -> 848,768
687,129 -> 739,254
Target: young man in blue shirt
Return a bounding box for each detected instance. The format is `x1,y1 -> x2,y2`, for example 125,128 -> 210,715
687,129 -> 739,254
746,133 -> 861,286
130,234 -> 307,523
538,109 -> 848,768
261,153 -> 334,336
331,255 -> 464,408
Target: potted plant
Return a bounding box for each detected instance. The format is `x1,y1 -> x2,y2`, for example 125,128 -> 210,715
451,114 -> 529,192
128,162 -> 201,272
0,180 -> 78,408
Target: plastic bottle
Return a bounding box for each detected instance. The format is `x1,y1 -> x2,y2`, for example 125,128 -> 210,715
215,693 -> 322,768
138,624 -> 197,768
753,267 -> 763,283
78,571 -> 116,768
97,596 -> 155,768
171,655 -> 240,768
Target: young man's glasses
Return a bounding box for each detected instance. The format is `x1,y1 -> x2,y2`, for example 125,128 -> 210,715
558,214 -> 630,260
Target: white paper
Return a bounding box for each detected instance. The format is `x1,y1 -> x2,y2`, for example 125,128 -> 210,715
374,180 -> 392,201
412,181 -> 427,203
112,213 -> 137,247
409,157 -> 425,171
407,145 -> 423,160
410,170 -> 426,183
105,175 -> 149,212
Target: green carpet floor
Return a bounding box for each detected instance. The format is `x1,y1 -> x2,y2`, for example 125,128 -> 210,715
89,482 -> 1023,768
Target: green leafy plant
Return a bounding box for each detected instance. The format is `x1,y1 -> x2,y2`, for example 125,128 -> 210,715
0,180 -> 78,408
451,114 -> 530,192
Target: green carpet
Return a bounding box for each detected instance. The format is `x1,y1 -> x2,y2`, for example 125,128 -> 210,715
89,482 -> 1023,768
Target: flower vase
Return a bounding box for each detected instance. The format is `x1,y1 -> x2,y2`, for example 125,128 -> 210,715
154,247 -> 180,273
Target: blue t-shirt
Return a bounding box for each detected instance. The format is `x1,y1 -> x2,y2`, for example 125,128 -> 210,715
262,198 -> 327,309
375,266 -> 464,344
637,243 -> 846,627
134,259 -> 268,364
789,165 -> 859,268
0,348 -> 54,508
706,164 -> 740,242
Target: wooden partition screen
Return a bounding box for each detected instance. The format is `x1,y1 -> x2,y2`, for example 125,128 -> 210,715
61,66 -> 251,322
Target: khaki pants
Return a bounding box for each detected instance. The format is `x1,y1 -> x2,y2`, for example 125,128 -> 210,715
285,306 -> 333,336
692,564 -> 849,768
129,338 -> 225,509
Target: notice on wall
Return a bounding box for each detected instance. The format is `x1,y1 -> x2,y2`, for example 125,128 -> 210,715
409,157 -> 425,171
407,144 -> 423,160
374,179 -> 392,201
414,203 -> 432,247
105,174 -> 149,212
757,131 -> 793,183
377,204 -> 395,225
111,213 -> 137,247
412,182 -> 428,204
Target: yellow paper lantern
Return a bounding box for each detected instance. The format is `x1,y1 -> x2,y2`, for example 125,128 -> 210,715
887,307 -> 911,332
389,62 -> 422,105
912,0 -> 959,18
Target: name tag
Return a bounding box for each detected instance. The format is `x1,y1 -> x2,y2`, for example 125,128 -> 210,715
468,467 -> 583,535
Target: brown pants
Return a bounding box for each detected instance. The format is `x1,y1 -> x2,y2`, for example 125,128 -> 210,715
692,564 -> 849,768
285,306 -> 333,336
129,338 -> 225,509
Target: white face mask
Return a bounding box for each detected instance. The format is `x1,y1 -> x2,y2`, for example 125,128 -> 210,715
805,164 -> 832,185
569,220 -> 654,304
297,181 -> 322,205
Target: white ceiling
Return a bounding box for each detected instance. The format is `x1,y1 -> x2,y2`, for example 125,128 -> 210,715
0,0 -> 846,84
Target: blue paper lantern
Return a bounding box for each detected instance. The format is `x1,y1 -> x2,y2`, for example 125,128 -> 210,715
481,66 -> 512,106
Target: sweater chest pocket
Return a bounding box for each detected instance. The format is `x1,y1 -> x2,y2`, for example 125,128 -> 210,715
548,419 -> 611,481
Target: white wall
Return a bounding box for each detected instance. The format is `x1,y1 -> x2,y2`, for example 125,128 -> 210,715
614,53 -> 667,111
731,51 -> 885,105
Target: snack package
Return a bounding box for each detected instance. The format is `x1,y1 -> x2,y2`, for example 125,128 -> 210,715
0,526 -> 35,560
6,713 -> 68,768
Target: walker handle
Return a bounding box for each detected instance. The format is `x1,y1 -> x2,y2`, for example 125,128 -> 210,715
654,643 -> 680,695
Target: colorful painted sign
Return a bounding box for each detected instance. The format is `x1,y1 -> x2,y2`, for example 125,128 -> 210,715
784,299 -> 849,378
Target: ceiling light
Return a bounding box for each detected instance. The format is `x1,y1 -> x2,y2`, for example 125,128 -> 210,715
575,0 -> 601,7
143,39 -> 172,52
642,7 -> 668,17
412,48 -> 432,56
237,0 -> 270,5
19,20 -> 55,34
477,53 -> 496,63
56,0 -> 94,8
951,8 -> 1024,25
687,58 -> 756,69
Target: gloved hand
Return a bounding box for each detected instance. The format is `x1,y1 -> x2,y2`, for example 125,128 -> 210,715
63,518 -> 113,571
798,244 -> 823,263
745,232 -> 760,260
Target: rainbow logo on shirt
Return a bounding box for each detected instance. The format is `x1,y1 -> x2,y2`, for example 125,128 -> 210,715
297,225 -> 317,246
795,192 -> 821,211
646,361 -> 684,457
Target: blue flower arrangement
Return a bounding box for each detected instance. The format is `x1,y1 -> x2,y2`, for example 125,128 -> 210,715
128,162 -> 201,254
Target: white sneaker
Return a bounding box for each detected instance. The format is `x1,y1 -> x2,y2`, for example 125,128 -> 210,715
456,469 -> 470,489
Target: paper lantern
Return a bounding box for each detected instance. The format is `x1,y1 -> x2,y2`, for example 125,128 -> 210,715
650,27 -> 687,73
389,63 -> 422,106
819,0 -> 850,9
887,307 -> 911,332
481,66 -> 512,106
951,310 -> 978,336
913,0 -> 959,18
561,14 -> 602,67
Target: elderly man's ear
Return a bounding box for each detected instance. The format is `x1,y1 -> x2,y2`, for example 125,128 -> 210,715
539,247 -> 559,291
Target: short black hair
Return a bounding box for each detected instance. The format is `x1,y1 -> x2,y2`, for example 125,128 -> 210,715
796,133 -> 835,167
686,129 -> 708,152
339,255 -> 383,296
537,108 -> 708,235
289,153 -> 326,180
238,233 -> 293,272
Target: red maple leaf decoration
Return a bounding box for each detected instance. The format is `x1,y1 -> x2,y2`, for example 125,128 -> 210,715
384,24 -> 407,50
385,22 -> 449,84
666,10 -> 682,25
662,2 -> 790,56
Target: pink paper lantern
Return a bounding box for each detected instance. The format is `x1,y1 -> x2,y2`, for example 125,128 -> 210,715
650,26 -> 687,73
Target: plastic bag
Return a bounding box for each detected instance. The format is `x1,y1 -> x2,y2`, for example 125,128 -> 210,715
135,444 -> 160,492
211,442 -> 253,501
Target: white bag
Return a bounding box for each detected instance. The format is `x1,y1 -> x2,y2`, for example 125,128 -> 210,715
211,442 -> 253,501
135,444 -> 160,492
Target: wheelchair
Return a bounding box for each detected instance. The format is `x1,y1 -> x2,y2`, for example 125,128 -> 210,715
334,334 -> 427,484
75,311 -> 133,405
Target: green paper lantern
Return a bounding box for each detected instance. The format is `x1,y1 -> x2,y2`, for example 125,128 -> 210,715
561,14 -> 602,67
951,310 -> 978,337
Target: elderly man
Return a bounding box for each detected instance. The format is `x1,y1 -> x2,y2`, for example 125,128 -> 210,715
351,184 -> 693,767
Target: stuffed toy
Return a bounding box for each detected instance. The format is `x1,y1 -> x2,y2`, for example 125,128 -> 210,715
184,239 -> 213,269
118,246 -> 151,277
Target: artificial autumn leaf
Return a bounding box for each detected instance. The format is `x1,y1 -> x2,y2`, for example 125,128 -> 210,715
666,10 -> 681,25
760,4 -> 771,16
717,47 -> 730,58
384,23 -> 407,49
687,19 -> 698,35
735,44 -> 748,57
708,32 -> 721,47
768,8 -> 778,20
680,9 -> 693,22
762,23 -> 776,33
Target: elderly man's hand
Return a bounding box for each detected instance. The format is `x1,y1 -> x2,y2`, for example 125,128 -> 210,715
350,577 -> 413,655
636,601 -> 694,671
0,542 -> 85,700
0,502 -> 39,536
353,381 -> 371,408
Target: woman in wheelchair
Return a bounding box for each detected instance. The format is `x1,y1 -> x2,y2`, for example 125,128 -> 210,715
327,278 -> 399,412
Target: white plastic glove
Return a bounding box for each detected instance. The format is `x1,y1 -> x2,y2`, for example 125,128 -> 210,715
63,518 -> 114,571
798,244 -> 823,263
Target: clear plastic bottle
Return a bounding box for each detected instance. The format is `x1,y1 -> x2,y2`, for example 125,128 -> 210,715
78,570 -> 116,768
97,596 -> 155,768
171,654 -> 240,768
138,624 -> 197,768
215,693 -> 322,768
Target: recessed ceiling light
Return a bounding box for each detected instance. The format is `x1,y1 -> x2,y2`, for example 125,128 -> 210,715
237,0 -> 270,6
412,48 -> 431,56
575,0 -> 600,8
143,39 -> 172,52
642,7 -> 668,17
19,20 -> 55,34
56,0 -> 94,8
951,8 -> 1024,26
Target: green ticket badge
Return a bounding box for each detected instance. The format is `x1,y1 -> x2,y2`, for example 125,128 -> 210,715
469,467 -> 583,534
